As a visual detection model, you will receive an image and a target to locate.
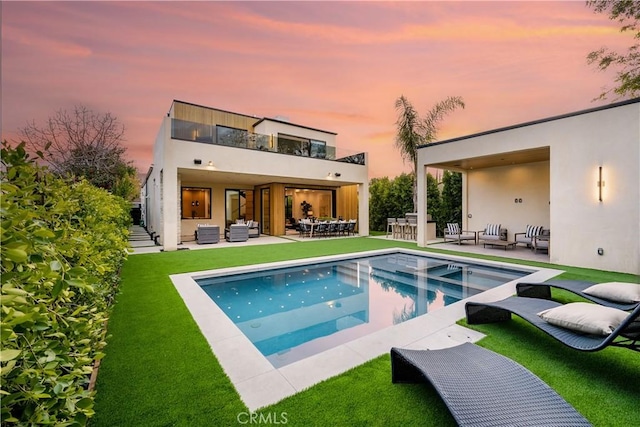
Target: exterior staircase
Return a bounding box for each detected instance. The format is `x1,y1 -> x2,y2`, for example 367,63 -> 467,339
128,225 -> 157,249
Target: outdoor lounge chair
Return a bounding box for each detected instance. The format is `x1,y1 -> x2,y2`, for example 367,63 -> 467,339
478,223 -> 506,244
531,230 -> 550,253
465,297 -> 640,352
443,223 -> 477,245
247,221 -> 260,238
225,224 -> 249,242
516,280 -> 640,311
390,343 -> 591,427
514,225 -> 544,248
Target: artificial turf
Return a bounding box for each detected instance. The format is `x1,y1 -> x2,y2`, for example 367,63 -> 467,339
91,238 -> 639,427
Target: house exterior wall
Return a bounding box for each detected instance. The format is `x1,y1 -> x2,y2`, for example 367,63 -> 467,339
417,99 -> 639,275
549,104 -> 639,274
145,102 -> 369,251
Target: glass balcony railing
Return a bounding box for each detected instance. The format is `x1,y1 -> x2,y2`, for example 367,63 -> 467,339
171,118 -> 365,165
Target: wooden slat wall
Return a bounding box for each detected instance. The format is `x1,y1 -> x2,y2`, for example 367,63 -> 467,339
173,101 -> 256,131
336,185 -> 359,222
270,184 -> 286,236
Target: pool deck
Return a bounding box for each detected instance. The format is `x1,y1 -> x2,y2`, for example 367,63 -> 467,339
130,232 -> 551,265
171,248 -> 562,411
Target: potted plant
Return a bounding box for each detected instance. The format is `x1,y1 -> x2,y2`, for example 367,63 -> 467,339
300,200 -> 313,218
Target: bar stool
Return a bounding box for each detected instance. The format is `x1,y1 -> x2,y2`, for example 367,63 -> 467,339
386,218 -> 396,238
394,218 -> 407,239
406,215 -> 417,240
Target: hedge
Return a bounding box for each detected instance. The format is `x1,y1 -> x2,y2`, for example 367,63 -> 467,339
1,142 -> 131,425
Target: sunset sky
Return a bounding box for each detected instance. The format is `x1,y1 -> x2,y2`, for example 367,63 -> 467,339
1,1 -> 630,179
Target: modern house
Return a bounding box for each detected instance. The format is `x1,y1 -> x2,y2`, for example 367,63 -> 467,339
142,100 -> 369,251
415,98 -> 640,275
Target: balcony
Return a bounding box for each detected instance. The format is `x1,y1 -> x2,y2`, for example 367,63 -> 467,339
171,119 -> 365,165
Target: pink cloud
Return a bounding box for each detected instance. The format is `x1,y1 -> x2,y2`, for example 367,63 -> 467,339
1,1 -> 631,178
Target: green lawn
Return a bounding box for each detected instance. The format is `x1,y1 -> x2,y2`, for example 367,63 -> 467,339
92,238 -> 639,427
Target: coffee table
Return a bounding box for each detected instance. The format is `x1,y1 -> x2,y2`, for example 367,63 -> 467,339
481,240 -> 517,250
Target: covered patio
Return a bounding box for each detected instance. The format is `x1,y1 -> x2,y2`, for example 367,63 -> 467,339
415,99 -> 640,275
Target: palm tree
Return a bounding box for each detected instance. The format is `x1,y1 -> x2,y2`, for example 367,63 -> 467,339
394,95 -> 465,209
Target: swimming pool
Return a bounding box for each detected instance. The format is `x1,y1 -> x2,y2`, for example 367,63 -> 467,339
196,252 -> 530,368
173,248 -> 559,410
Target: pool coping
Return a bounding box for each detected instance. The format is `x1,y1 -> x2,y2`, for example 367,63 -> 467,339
170,248 -> 562,411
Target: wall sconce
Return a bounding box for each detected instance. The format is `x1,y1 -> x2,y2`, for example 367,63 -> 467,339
334,172 -> 341,177
193,159 -> 202,165
597,166 -> 605,202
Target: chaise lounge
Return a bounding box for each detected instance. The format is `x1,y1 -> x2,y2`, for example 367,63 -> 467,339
465,297 -> 640,352
391,343 -> 591,426
516,280 -> 640,311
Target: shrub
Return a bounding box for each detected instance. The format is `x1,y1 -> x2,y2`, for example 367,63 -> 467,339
1,142 -> 130,425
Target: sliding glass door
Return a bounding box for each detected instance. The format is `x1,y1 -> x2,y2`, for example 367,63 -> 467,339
225,189 -> 253,228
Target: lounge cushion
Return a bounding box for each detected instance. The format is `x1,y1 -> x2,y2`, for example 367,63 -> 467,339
485,224 -> 501,235
537,302 -> 628,335
583,282 -> 640,304
525,225 -> 543,238
447,223 -> 460,234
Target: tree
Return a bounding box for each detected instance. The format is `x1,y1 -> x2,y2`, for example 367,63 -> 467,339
369,177 -> 393,231
426,172 -> 442,231
368,174 -> 414,231
394,95 -> 465,209
440,170 -> 463,227
19,105 -> 139,200
587,0 -> 640,100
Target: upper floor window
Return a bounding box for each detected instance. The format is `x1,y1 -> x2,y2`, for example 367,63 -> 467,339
217,126 -> 248,147
277,134 -> 327,157
310,140 -> 326,158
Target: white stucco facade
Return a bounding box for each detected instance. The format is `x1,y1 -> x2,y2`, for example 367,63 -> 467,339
417,98 -> 640,275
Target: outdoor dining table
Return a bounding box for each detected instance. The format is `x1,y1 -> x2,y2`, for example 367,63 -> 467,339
307,220 -> 348,237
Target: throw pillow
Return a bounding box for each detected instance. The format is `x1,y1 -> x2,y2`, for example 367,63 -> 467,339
537,302 -> 628,336
525,225 -> 543,238
583,282 -> 640,304
486,224 -> 501,235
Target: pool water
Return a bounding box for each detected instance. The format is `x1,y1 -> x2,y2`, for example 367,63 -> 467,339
197,252 -> 529,367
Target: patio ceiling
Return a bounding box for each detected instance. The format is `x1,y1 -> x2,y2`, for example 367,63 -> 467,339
177,167 -> 348,188
427,147 -> 550,171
